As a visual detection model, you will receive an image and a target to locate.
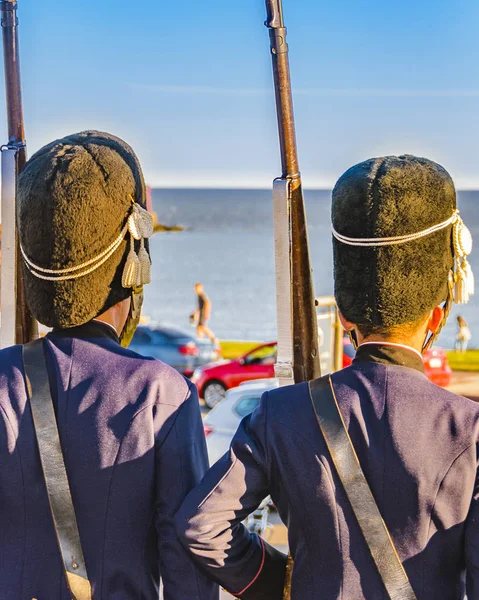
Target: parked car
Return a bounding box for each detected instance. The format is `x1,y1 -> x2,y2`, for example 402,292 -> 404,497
194,336 -> 453,408
129,324 -> 219,376
191,342 -> 277,407
422,347 -> 452,386
342,337 -> 452,386
203,380 -> 279,465
342,336 -> 356,368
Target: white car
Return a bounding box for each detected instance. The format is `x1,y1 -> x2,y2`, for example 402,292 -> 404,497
204,379 -> 279,465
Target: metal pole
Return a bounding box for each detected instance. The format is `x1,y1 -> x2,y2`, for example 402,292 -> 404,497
266,0 -> 320,384
0,146 -> 17,348
1,0 -> 37,344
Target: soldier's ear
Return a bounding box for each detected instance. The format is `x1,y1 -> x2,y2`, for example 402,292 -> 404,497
427,305 -> 445,334
338,310 -> 355,333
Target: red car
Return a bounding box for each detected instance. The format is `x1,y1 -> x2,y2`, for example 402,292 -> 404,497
423,347 -> 452,386
191,342 -> 277,408
193,339 -> 452,408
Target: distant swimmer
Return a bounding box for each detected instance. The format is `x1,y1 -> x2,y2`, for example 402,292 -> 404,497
191,282 -> 219,347
456,315 -> 472,352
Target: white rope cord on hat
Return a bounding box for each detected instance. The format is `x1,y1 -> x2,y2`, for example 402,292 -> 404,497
21,223 -> 129,282
332,211 -> 458,247
333,207 -> 474,306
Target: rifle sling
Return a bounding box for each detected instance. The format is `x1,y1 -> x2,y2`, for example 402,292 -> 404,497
23,339 -> 92,600
309,376 -> 417,600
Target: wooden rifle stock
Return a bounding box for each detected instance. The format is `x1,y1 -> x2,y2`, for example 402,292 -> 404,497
265,0 -> 320,384
1,0 -> 36,344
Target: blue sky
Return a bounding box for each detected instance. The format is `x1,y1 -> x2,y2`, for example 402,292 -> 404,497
1,0 -> 478,188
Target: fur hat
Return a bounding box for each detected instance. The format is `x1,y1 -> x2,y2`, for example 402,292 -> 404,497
17,130 -> 150,328
332,155 -> 457,328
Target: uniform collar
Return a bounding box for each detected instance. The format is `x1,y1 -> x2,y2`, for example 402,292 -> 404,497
50,319 -> 120,344
354,342 -> 425,373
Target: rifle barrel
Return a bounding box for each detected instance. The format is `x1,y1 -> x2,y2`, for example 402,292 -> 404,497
265,0 -> 320,384
1,0 -> 36,344
289,182 -> 321,383
266,3 -> 298,179
1,1 -> 25,152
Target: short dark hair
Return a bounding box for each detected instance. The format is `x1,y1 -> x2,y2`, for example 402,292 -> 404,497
356,314 -> 428,340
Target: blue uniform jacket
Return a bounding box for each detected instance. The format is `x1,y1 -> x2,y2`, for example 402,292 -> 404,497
176,343 -> 479,599
0,321 -> 218,600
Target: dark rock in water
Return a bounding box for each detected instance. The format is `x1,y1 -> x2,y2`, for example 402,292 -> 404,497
153,223 -> 184,233
151,212 -> 184,233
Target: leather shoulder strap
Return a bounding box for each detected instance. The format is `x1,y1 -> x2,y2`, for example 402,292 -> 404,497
308,376 -> 417,600
23,339 -> 92,600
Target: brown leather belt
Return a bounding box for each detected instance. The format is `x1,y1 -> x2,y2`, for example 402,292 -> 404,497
309,376 -> 417,600
23,339 -> 92,600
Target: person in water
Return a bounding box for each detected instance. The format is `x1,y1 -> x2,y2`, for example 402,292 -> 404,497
0,131 -> 218,599
175,155 -> 479,599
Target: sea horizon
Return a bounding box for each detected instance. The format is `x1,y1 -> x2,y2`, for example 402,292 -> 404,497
151,186 -> 479,192
144,188 -> 479,350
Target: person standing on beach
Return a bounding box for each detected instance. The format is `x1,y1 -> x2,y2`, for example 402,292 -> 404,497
456,315 -> 472,352
175,156 -> 479,599
191,282 -> 218,346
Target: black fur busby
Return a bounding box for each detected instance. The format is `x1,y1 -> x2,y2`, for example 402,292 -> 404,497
332,155 -> 456,328
17,130 -> 149,328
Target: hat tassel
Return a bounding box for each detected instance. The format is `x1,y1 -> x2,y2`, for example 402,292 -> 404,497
452,215 -> 474,305
122,201 -> 154,289
122,235 -> 141,288
465,261 -> 475,297
138,238 -> 151,285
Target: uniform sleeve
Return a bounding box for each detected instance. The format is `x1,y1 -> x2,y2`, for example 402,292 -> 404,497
156,381 -> 219,600
466,445 -> 479,599
175,392 -> 287,599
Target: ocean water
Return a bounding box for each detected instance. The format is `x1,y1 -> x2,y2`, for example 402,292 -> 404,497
144,189 -> 479,349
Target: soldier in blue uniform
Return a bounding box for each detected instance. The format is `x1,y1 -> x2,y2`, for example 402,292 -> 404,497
0,131 -> 218,599
176,155 -> 478,599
